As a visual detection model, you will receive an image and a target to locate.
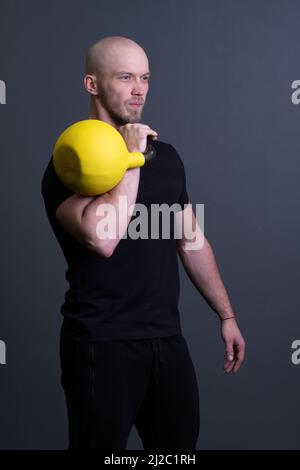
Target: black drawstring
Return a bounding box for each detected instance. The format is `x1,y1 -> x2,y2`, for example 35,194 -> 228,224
151,338 -> 164,384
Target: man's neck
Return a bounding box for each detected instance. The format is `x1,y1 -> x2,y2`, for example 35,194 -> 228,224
88,98 -> 118,129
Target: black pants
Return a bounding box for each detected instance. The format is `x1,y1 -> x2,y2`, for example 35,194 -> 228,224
60,331 -> 200,450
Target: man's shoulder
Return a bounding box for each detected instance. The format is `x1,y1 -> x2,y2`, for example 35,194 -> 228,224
151,139 -> 184,165
41,156 -> 54,193
150,138 -> 178,155
41,155 -> 75,216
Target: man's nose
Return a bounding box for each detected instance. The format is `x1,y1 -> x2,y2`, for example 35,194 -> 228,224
131,81 -> 146,95
131,87 -> 144,95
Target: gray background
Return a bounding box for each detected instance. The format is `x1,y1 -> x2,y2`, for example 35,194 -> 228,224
0,0 -> 299,450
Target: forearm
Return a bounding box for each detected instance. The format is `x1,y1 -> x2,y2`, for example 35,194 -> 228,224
177,238 -> 235,320
81,168 -> 140,256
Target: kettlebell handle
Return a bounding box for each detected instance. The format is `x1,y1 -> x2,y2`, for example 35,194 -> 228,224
143,144 -> 156,163
127,144 -> 157,168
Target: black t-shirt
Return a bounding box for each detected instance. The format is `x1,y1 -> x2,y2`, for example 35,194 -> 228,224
41,139 -> 189,341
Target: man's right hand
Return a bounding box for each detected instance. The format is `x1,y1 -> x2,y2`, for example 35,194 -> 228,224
118,123 -> 158,153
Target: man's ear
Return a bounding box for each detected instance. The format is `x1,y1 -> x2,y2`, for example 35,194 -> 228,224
84,74 -> 98,96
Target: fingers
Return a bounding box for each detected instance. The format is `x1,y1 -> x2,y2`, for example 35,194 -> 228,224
139,125 -> 158,139
232,341 -> 245,373
131,124 -> 151,129
224,359 -> 235,374
232,358 -> 242,373
148,130 -> 158,139
223,341 -> 245,374
118,123 -> 158,152
226,342 -> 234,362
222,323 -> 246,374
119,123 -> 158,136
223,340 -> 234,373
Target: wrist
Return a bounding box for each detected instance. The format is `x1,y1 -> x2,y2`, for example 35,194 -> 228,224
220,315 -> 236,322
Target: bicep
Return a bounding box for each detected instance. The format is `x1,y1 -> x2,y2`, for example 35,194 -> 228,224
55,194 -> 97,251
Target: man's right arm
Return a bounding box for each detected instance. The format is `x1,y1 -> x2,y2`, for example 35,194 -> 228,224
55,167 -> 140,257
55,123 -> 158,257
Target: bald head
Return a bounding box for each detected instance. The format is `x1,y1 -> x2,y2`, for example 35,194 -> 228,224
85,36 -> 148,77
84,36 -> 150,127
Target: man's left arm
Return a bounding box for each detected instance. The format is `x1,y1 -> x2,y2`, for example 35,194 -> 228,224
175,202 -> 246,374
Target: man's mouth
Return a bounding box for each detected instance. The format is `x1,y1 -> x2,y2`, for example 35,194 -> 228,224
127,102 -> 143,107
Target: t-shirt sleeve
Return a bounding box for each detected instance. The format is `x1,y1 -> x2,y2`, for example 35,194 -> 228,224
178,165 -> 189,210
168,144 -> 190,210
41,156 -> 75,216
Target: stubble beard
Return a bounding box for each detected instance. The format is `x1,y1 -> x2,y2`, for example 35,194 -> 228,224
111,105 -> 143,126
99,89 -> 143,126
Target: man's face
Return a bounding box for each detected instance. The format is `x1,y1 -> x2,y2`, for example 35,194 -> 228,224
96,47 -> 150,127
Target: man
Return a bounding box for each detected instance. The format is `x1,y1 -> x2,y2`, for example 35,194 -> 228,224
41,36 -> 245,450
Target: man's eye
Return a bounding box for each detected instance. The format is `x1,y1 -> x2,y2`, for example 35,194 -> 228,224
120,75 -> 130,80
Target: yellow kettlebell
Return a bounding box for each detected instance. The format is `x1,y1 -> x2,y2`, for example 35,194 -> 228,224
53,119 -> 156,196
